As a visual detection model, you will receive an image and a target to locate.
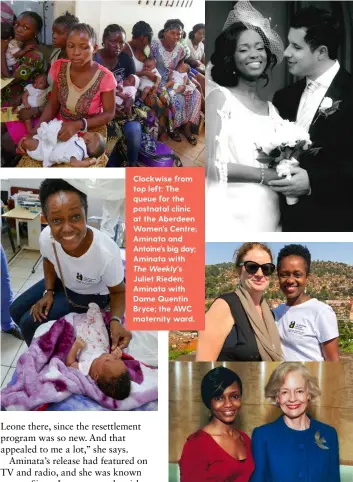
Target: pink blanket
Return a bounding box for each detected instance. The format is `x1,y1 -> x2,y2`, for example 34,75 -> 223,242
1,317 -> 158,411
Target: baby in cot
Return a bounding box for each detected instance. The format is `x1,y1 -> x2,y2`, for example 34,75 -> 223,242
116,74 -> 140,114
18,73 -> 49,135
165,60 -> 196,95
66,303 -> 131,401
17,118 -> 105,167
139,58 -> 161,102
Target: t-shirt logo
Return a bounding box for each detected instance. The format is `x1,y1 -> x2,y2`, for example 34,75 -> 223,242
289,321 -> 296,329
76,273 -> 83,281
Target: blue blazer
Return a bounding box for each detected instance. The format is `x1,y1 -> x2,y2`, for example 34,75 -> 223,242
250,416 -> 340,482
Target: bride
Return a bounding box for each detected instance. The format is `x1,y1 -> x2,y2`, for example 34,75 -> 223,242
206,1 -> 285,236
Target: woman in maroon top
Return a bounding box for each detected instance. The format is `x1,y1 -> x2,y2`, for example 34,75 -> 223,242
179,367 -> 254,482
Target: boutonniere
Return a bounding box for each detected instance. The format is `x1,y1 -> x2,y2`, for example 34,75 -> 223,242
314,431 -> 329,450
318,97 -> 342,118
312,97 -> 342,127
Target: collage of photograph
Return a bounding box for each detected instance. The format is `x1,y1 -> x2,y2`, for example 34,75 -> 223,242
0,0 -> 353,481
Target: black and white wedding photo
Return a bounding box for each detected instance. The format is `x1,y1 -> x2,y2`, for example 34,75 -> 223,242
205,1 -> 353,235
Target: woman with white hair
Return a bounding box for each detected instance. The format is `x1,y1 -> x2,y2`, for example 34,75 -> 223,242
250,362 -> 340,482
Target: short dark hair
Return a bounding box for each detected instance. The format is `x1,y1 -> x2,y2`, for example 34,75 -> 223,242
211,22 -> 276,88
53,11 -> 79,30
201,366 -> 242,409
102,24 -> 126,43
189,23 -> 205,40
1,23 -> 14,40
132,21 -> 153,43
20,11 -> 43,34
277,244 -> 311,275
39,179 -> 88,217
97,370 -> 131,400
87,133 -> 106,158
291,6 -> 341,60
68,22 -> 97,44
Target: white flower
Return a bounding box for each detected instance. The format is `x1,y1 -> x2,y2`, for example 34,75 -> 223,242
255,119 -> 312,155
320,97 -> 333,111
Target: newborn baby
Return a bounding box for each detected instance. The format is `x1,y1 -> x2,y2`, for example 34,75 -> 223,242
116,74 -> 140,113
139,58 -> 161,102
66,303 -> 131,401
18,118 -> 105,167
166,60 -> 196,95
19,73 -> 49,135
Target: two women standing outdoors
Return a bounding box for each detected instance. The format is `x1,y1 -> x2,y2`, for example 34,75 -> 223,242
197,242 -> 339,363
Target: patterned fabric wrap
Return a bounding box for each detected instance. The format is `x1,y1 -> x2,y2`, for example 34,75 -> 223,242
151,39 -> 201,128
1,49 -> 46,106
141,133 -> 157,153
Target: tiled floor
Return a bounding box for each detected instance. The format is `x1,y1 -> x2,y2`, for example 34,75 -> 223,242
1,248 -> 43,389
165,128 -> 205,167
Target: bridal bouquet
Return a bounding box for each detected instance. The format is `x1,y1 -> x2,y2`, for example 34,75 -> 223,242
256,120 -> 312,205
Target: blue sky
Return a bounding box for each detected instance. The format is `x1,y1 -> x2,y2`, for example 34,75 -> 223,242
206,243 -> 353,266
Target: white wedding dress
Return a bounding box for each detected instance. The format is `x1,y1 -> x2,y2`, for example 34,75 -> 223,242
206,72 -> 282,239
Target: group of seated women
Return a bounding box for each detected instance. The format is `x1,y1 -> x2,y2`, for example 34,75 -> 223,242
1,10 -> 205,167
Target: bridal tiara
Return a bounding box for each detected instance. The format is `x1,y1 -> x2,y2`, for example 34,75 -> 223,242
223,0 -> 284,63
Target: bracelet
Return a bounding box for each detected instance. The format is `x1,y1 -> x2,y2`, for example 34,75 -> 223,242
110,316 -> 122,324
80,118 -> 88,132
259,167 -> 265,185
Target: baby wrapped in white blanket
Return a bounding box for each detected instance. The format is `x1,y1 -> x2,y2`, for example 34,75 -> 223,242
19,119 -> 105,167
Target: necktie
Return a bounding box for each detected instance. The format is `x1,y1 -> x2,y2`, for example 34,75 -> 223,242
296,81 -> 319,131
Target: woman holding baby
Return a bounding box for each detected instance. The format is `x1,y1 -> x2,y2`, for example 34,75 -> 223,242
122,21 -> 176,142
34,22 -> 116,146
1,11 -> 46,164
10,179 -> 130,350
152,19 -> 202,145
94,23 -> 144,166
5,17 -> 116,166
1,11 -> 46,106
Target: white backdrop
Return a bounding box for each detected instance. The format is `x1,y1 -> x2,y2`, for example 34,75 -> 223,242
73,0 -> 205,45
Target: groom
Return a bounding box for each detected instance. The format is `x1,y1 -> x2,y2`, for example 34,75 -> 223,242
270,6 -> 353,232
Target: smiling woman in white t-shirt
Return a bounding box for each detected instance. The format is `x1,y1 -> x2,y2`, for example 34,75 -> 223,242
274,244 -> 339,361
10,179 -> 130,349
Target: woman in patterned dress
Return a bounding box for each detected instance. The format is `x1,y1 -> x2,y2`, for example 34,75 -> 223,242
12,12 -> 80,139
94,23 -> 144,166
1,11 -> 46,107
123,20 -> 175,141
1,12 -> 46,162
151,19 -> 202,145
35,23 -> 116,143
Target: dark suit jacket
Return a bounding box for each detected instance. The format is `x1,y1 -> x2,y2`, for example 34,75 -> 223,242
273,67 -> 353,232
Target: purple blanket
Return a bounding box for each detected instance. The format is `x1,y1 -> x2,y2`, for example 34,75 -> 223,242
1,317 -> 158,411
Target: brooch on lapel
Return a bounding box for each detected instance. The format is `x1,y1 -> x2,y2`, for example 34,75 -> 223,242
314,431 -> 329,450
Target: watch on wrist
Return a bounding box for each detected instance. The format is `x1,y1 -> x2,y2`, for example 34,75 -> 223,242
110,316 -> 122,324
43,289 -> 55,297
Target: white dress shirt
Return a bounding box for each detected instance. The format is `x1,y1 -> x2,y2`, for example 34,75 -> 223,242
296,60 -> 340,127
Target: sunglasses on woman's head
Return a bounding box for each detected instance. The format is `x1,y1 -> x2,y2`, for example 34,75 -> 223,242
239,261 -> 276,276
